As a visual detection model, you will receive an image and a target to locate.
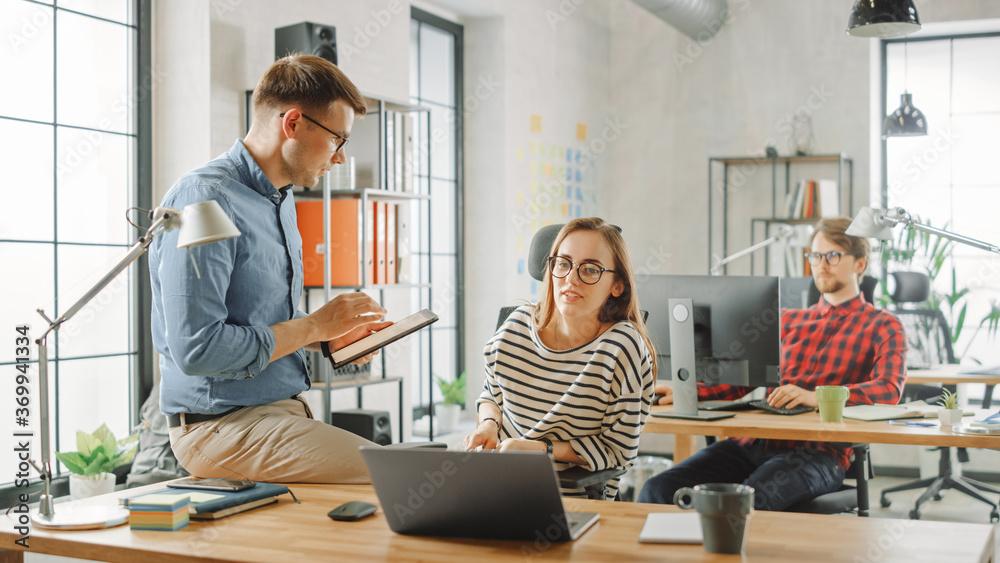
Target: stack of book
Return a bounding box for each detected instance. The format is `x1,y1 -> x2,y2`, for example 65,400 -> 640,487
129,494 -> 190,531
123,482 -> 290,521
784,179 -> 839,219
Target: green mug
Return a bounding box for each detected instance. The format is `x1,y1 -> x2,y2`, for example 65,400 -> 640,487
816,385 -> 850,422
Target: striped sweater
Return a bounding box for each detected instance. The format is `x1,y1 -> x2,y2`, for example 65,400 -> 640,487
477,305 -> 655,498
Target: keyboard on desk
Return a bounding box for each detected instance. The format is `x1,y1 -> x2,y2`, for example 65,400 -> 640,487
747,399 -> 815,416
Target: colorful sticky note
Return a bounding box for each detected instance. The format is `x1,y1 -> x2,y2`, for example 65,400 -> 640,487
562,203 -> 569,216
576,187 -> 583,201
530,140 -> 538,155
566,185 -> 572,199
518,259 -> 525,274
540,142 -> 548,155
576,169 -> 583,182
530,114 -> 542,133
516,191 -> 524,206
515,146 -> 524,162
574,150 -> 581,163
516,237 -> 524,253
576,123 -> 587,141
566,148 -> 573,162
530,279 -> 538,295
544,163 -> 552,177
565,167 -> 573,182
529,161 -> 539,176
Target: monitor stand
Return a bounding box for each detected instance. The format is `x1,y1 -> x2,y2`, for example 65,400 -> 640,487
653,298 -> 736,421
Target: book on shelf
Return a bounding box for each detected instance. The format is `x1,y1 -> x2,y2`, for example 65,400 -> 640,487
122,482 -> 290,520
401,113 -> 415,193
385,112 -> 395,192
843,400 -> 975,421
818,179 -> 839,217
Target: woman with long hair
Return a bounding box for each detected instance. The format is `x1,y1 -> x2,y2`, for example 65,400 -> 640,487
464,217 -> 656,498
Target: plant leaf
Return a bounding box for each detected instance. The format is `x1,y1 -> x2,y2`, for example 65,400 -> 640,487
55,452 -> 87,475
76,430 -> 101,458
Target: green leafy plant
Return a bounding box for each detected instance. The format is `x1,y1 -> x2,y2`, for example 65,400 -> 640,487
937,388 -> 959,410
55,423 -> 138,477
435,372 -> 466,406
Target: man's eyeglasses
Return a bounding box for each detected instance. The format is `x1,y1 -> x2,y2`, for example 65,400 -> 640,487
804,251 -> 849,266
547,256 -> 615,285
279,112 -> 349,152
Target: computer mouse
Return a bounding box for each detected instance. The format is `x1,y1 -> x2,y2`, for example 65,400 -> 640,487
328,501 -> 378,522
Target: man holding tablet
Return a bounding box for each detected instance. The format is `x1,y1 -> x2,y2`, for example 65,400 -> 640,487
150,55 -> 391,484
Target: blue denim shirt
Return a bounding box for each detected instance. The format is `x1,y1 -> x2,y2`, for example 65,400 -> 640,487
150,140 -> 308,415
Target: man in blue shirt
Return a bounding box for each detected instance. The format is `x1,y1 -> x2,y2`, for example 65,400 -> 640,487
150,55 -> 390,483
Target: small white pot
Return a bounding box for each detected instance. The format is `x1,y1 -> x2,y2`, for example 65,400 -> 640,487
435,403 -> 461,434
69,473 -> 116,500
938,407 -> 963,429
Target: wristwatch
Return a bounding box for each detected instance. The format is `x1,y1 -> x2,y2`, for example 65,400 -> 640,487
539,437 -> 553,455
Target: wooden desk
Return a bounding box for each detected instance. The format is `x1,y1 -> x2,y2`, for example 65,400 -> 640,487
646,409 -> 1000,463
0,483 -> 995,562
907,364 -> 1000,387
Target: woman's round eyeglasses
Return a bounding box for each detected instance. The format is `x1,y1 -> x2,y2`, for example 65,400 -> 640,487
547,256 -> 615,285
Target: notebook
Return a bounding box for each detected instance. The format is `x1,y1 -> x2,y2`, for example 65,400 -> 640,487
360,447 -> 599,542
843,401 -> 974,421
638,513 -> 703,544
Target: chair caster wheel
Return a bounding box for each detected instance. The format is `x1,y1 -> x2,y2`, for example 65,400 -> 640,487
990,510 -> 999,523
908,509 -> 921,520
880,497 -> 891,508
932,493 -> 942,501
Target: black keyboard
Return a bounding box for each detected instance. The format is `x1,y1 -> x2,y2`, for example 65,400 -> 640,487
747,399 -> 815,416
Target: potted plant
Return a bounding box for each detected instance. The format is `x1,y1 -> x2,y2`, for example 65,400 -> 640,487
56,423 -> 138,500
936,388 -> 963,429
434,372 -> 466,434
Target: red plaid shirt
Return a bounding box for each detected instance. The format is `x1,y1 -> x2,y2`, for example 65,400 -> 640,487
698,295 -> 907,469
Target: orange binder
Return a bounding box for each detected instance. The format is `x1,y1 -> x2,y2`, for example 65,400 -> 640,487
385,203 -> 397,284
375,201 -> 387,284
296,200 -> 362,287
365,201 -> 376,285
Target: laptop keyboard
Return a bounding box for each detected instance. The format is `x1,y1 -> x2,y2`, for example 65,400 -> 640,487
747,399 -> 815,416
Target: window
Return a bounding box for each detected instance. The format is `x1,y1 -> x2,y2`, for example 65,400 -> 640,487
0,0 -> 150,485
881,33 -> 1000,370
409,8 -> 464,419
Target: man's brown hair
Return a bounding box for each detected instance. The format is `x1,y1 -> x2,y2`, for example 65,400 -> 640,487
252,54 -> 367,119
809,217 -> 871,282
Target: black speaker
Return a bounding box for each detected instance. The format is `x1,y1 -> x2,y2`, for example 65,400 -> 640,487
275,22 -> 337,65
331,409 -> 391,445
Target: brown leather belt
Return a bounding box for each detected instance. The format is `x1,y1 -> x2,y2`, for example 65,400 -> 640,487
166,408 -> 237,428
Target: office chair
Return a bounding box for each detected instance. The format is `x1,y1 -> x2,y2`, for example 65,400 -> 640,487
880,272 -> 1000,522
787,444 -> 873,516
494,223 -> 639,500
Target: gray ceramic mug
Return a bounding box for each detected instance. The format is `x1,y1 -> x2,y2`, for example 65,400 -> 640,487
673,483 -> 754,554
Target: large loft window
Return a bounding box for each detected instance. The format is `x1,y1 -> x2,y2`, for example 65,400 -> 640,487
881,32 -> 1000,379
409,8 -> 464,418
0,0 -> 150,486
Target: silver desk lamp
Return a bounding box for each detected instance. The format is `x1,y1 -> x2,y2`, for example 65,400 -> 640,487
847,206 -> 1000,254
710,225 -> 799,275
30,201 -> 240,529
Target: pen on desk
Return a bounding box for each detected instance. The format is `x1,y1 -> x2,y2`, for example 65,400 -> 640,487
887,420 -> 937,427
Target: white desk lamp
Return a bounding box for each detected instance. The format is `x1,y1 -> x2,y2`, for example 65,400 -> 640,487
847,206 -> 1000,254
30,201 -> 240,529
710,225 -> 799,275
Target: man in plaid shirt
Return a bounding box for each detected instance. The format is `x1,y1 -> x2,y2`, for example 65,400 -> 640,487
638,217 -> 907,510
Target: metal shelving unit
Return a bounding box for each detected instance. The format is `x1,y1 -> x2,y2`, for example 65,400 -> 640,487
708,154 -> 854,276
298,95 -> 432,440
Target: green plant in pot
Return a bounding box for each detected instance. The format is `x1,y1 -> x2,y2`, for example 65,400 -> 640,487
434,372 -> 466,434
936,388 -> 963,428
56,423 -> 138,500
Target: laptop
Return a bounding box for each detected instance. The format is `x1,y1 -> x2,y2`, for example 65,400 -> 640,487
359,447 -> 599,542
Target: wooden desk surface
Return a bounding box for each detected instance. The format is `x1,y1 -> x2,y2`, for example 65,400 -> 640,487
906,364 -> 1000,385
646,408 -> 1000,462
1,483 -> 994,563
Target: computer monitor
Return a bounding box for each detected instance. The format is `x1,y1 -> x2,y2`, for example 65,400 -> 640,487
636,275 -> 782,419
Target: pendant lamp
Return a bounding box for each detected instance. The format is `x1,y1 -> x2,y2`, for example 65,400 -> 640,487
882,41 -> 928,138
847,0 -> 921,38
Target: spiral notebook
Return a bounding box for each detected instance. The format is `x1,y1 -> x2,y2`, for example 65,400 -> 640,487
637,513 -> 702,544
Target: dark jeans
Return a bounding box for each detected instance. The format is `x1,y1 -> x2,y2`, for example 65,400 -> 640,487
637,439 -> 845,511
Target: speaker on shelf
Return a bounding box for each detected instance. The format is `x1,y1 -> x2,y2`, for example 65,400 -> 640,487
275,22 -> 337,65
331,409 -> 391,445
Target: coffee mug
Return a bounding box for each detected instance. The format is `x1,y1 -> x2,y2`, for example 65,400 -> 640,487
673,483 -> 754,554
816,385 -> 850,422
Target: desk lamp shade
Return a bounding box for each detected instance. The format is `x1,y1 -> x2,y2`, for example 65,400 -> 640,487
176,200 -> 242,248
883,92 -> 928,138
846,207 -> 896,240
847,0 -> 921,38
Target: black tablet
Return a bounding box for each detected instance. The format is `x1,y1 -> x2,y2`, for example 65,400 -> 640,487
324,309 -> 438,368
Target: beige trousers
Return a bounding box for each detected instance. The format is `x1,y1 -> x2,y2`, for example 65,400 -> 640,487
168,397 -> 375,484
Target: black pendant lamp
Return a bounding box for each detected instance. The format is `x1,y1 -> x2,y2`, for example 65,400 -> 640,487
882,41 -> 928,138
847,0 -> 921,38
